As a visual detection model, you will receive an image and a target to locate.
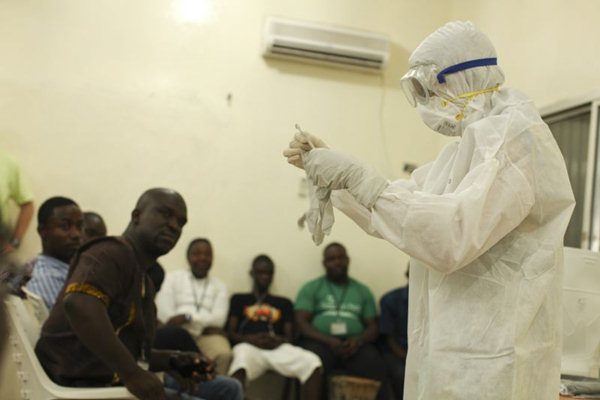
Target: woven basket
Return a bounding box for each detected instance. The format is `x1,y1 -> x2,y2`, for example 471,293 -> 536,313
329,375 -> 381,400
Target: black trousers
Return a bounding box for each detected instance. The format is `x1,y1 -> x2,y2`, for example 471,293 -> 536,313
153,325 -> 200,352
382,352 -> 405,400
299,337 -> 391,400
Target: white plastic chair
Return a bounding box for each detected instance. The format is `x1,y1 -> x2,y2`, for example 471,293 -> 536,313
4,294 -> 135,399
21,287 -> 49,327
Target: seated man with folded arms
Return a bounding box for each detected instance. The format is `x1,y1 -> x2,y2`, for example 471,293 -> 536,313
35,188 -> 239,400
25,196 -> 82,310
151,255 -> 243,400
227,254 -> 322,399
295,242 -> 389,400
156,238 -> 232,375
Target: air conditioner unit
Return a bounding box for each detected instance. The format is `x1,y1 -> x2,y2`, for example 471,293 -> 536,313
262,16 -> 390,72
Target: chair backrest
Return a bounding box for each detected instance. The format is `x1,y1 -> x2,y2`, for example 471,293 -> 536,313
21,287 -> 49,327
4,294 -> 135,399
9,292 -> 40,348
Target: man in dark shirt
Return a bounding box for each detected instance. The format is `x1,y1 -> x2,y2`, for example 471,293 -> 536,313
378,267 -> 409,400
35,188 -> 210,400
227,254 -> 322,400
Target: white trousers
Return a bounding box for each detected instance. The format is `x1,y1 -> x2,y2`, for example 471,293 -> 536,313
228,343 -> 321,384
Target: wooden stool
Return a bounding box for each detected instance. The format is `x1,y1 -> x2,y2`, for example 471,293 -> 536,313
329,375 -> 381,400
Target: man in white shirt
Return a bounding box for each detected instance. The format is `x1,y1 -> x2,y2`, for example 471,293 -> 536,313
156,238 -> 232,375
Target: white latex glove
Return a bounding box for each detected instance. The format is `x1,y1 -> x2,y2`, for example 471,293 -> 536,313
283,132 -> 328,169
304,148 -> 388,209
298,182 -> 335,245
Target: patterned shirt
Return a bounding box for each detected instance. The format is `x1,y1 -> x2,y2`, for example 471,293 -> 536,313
35,237 -> 155,386
229,293 -> 293,336
25,254 -> 70,311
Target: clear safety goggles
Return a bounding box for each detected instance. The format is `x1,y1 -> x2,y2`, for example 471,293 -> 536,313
400,69 -> 433,107
400,58 -> 498,108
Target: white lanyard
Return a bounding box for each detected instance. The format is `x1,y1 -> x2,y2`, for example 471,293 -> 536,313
190,274 -> 209,312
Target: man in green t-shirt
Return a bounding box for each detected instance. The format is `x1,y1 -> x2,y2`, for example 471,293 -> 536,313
295,242 -> 389,400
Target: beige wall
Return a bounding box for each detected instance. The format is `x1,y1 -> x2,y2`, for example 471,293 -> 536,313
449,0 -> 600,109
1,0 -> 450,303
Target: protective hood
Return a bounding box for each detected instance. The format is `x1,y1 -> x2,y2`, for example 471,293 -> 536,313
409,21 -> 505,136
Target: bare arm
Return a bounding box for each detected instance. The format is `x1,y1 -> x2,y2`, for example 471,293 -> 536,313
227,314 -> 277,349
2,202 -> 34,253
295,310 -> 341,348
13,202 -> 34,243
342,317 -> 379,358
282,320 -> 294,343
387,335 -> 407,359
227,314 -> 249,345
261,321 -> 292,350
358,317 -> 378,343
63,293 -> 165,400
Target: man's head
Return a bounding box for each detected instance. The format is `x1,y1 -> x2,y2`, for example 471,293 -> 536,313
323,242 -> 349,283
400,21 -> 505,136
81,211 -> 107,243
250,254 -> 274,293
187,238 -> 212,279
125,188 -> 187,260
37,197 -> 82,263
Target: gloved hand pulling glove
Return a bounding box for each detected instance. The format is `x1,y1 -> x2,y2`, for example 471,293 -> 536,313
283,131 -> 328,169
304,148 -> 388,209
283,131 -> 387,244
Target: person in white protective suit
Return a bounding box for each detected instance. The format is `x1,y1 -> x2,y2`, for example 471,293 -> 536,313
283,21 -> 575,400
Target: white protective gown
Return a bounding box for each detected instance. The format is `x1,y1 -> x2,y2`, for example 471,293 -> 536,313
330,23 -> 576,400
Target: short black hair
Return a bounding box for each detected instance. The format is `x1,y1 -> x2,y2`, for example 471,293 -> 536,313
38,197 -> 78,226
323,242 -> 346,255
186,238 -> 211,258
252,254 -> 274,269
83,211 -> 103,221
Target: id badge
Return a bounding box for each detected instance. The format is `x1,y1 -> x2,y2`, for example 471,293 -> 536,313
330,321 -> 348,335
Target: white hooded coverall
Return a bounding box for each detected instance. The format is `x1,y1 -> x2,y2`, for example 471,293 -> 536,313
312,22 -> 576,400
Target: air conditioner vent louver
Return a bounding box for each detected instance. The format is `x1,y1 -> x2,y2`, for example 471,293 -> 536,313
262,17 -> 390,72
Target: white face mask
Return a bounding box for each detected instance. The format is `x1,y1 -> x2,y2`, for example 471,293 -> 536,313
416,86 -> 499,136
417,96 -> 464,137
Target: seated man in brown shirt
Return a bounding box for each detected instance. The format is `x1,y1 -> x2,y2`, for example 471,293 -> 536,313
35,188 -> 212,400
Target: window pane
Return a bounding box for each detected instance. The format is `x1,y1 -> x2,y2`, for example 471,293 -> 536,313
591,109 -> 600,251
545,107 -> 590,248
